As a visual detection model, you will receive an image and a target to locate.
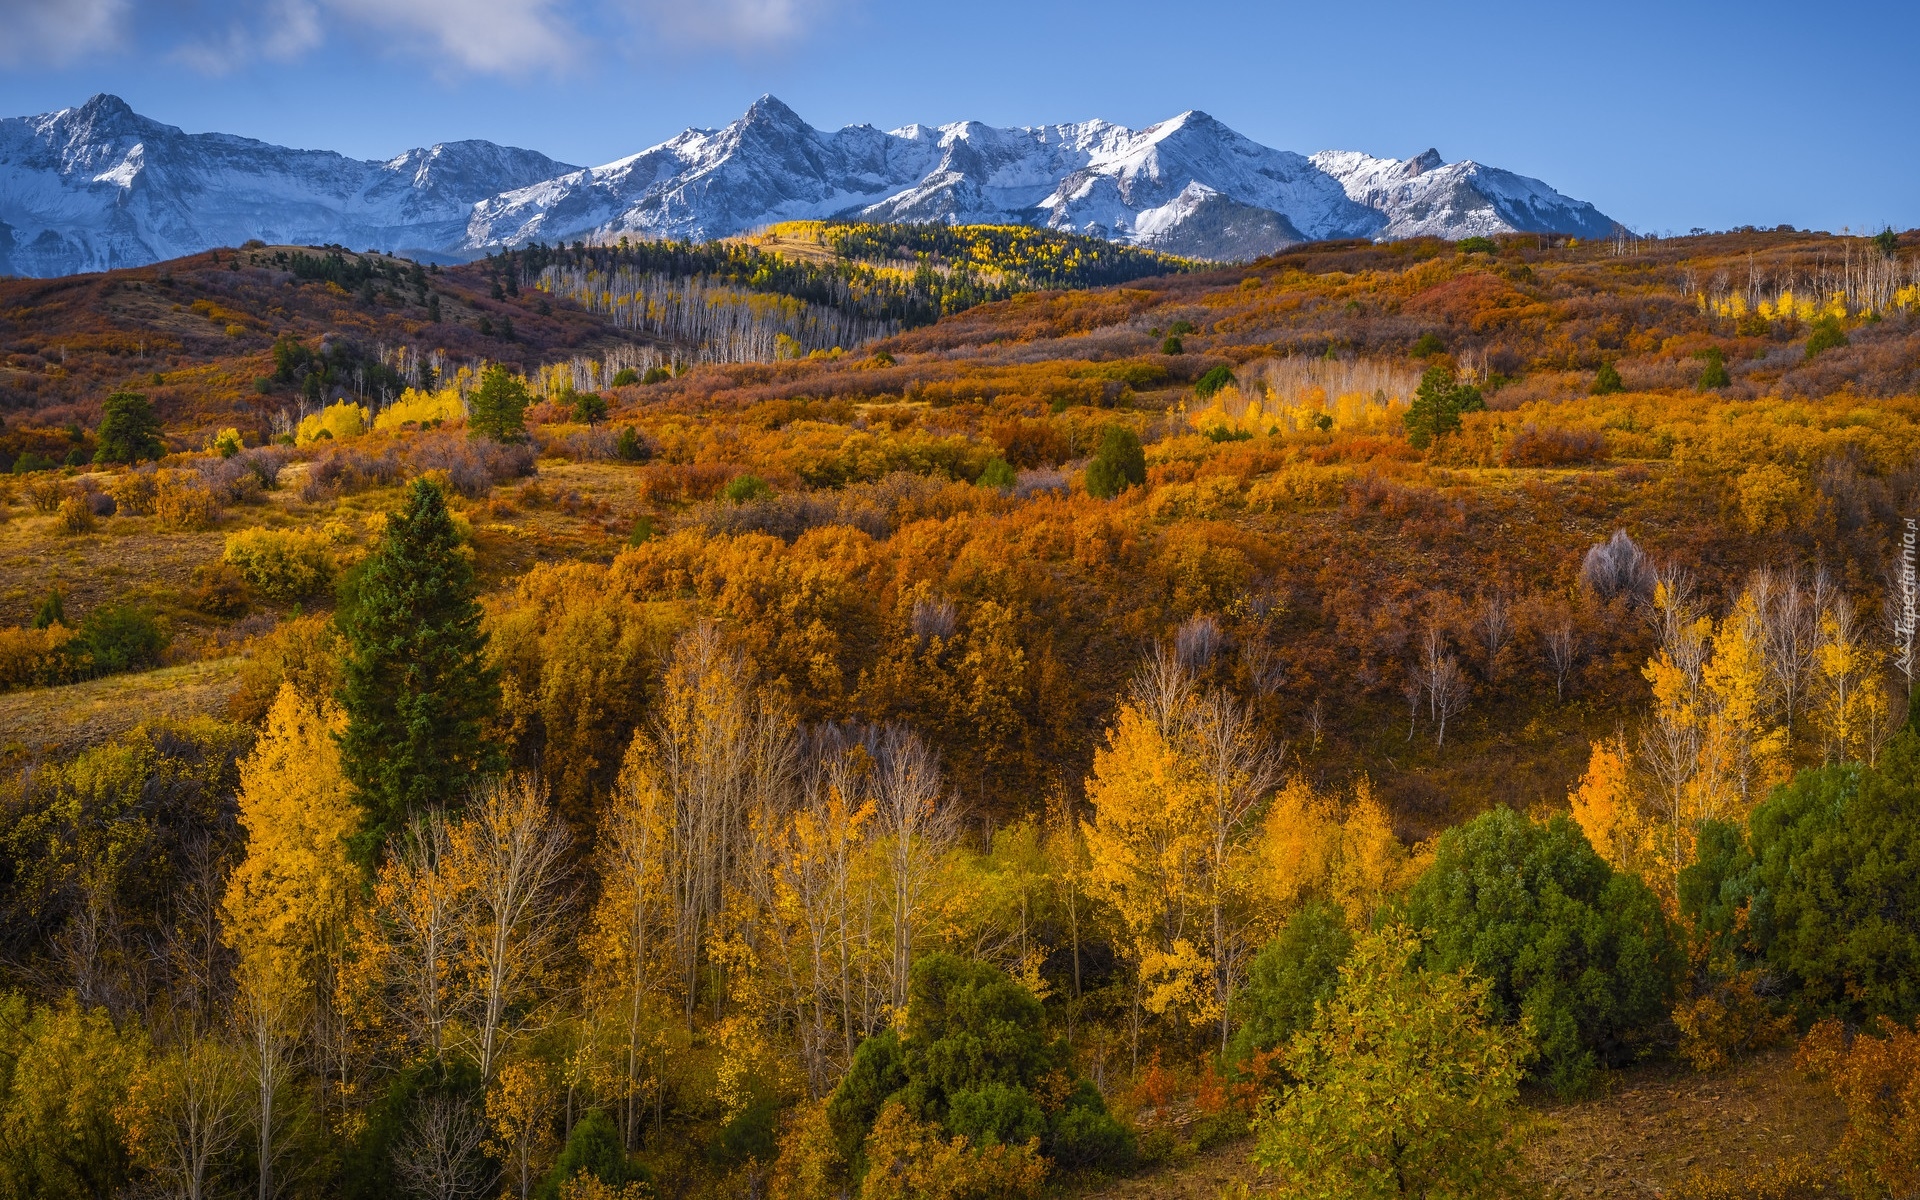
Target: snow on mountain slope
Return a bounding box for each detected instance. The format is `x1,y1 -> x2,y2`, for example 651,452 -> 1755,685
0,94 -> 576,277
0,93 -> 1617,277
1309,148 -> 1615,240
462,98 -> 1614,260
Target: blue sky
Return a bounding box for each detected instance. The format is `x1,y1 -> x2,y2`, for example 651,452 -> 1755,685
1,0 -> 1915,235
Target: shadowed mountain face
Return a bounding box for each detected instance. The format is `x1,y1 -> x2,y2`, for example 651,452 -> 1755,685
0,94 -> 1616,276
0,94 -> 578,277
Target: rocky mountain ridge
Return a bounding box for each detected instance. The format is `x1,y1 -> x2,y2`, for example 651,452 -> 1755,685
0,93 -> 1617,276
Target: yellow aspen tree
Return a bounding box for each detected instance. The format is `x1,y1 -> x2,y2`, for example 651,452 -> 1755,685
759,744 -> 878,1096
1247,777 -> 1342,919
1569,734 -> 1647,876
348,813 -> 460,1063
1189,690 -> 1281,1053
1640,578 -> 1710,903
485,1056 -> 560,1200
120,1036 -> 249,1200
587,737 -> 674,1149
1697,592 -> 1787,823
1081,701 -> 1211,1057
1815,595 -> 1888,765
1328,777 -> 1418,924
445,774 -> 572,1084
220,683 -> 358,1199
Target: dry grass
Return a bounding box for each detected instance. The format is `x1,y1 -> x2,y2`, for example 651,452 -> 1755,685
0,508 -> 226,626
0,656 -> 244,761
1074,1049 -> 1848,1200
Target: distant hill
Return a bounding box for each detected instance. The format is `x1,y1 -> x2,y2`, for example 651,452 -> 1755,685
0,94 -> 1618,276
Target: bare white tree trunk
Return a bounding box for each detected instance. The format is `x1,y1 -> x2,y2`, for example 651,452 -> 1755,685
449,775 -> 573,1085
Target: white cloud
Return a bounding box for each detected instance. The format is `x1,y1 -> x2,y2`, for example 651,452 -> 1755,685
620,0 -> 827,48
324,0 -> 573,72
0,0 -> 129,66
172,0 -> 323,75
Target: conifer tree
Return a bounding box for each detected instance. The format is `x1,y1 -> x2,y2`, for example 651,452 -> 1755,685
469,366 -> 530,443
93,391 -> 166,464
337,478 -> 501,859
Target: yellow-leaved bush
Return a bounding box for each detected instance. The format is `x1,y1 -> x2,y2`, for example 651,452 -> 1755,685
296,400 -> 369,444
373,386 -> 466,431
223,526 -> 337,600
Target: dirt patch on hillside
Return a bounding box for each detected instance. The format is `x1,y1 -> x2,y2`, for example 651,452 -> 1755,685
0,656 -> 243,761
1076,1049 -> 1846,1199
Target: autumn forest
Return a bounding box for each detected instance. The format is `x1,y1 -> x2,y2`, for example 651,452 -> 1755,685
0,223 -> 1918,1200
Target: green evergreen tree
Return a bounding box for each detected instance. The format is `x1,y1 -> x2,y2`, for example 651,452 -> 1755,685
31,589 -> 64,630
468,366 -> 530,442
1403,365 -> 1486,449
336,479 -> 501,860
570,392 -> 608,425
976,457 -> 1017,490
1697,348 -> 1730,390
1591,362 -> 1625,395
92,392 -> 166,464
1084,426 -> 1145,499
1805,316 -> 1850,359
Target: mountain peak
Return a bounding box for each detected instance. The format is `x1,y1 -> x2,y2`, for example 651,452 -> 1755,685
742,94 -> 808,128
0,93 -> 1617,276
77,93 -> 135,118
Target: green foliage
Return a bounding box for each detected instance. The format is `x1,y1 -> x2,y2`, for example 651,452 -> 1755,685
976,457 -> 1017,490
1404,808 -> 1682,1096
337,478 -> 501,860
468,365 -> 531,442
0,993 -> 145,1200
613,426 -> 649,462
1875,227 -> 1900,258
1458,236 -> 1499,255
1250,925 -> 1533,1200
1084,426 -> 1145,499
570,392 -> 608,425
1204,425 -> 1253,443
711,1090 -> 780,1167
1805,316 -> 1850,359
31,589 -> 64,630
1591,361 -> 1625,395
1402,365 -> 1486,450
1678,819 -> 1753,962
1169,320 -> 1197,335
1411,332 -> 1446,358
610,368 -> 640,387
340,1058 -> 483,1200
1193,365 -> 1235,398
1697,348 -> 1730,390
1229,900 -> 1354,1064
826,954 -> 1129,1176
11,451 -> 55,474
93,392 -> 165,464
72,604 -> 167,675
627,515 -> 655,546
722,474 -> 773,503
1160,335 -> 1184,355
1047,1081 -> 1133,1173
539,1108 -> 644,1200
641,366 -> 672,385
1743,732 -> 1920,1023
828,1029 -> 907,1166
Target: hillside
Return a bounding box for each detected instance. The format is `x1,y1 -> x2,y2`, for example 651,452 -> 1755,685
0,224 -> 1917,1200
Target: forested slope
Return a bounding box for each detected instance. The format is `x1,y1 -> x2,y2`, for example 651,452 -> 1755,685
0,226 -> 1916,1199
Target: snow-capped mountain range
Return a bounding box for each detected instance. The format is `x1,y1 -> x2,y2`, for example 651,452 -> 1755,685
0,93 -> 1617,277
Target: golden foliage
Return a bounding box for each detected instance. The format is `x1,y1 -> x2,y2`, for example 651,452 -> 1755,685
859,1101 -> 1046,1200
